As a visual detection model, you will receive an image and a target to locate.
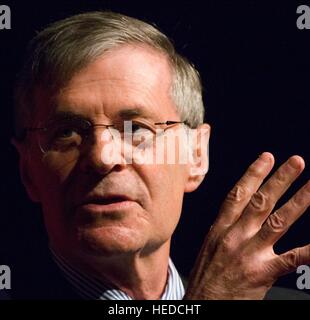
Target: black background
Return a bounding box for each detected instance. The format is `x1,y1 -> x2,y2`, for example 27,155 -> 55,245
0,0 -> 309,292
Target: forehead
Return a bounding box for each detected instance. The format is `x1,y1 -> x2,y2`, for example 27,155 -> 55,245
34,45 -> 179,122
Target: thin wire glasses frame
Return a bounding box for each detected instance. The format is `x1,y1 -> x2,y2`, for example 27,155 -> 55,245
23,118 -> 188,154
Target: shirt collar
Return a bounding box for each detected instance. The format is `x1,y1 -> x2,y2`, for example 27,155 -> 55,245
50,247 -> 185,300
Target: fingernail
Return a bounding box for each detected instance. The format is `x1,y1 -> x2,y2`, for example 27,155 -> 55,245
259,152 -> 271,162
288,157 -> 301,169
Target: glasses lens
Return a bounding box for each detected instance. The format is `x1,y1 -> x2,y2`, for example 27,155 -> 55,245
130,120 -> 155,146
38,119 -> 87,152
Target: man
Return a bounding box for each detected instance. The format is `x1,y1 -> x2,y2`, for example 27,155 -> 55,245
11,11 -> 310,299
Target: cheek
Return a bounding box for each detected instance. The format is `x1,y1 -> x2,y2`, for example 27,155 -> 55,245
139,164 -> 186,232
30,154 -> 80,241
31,152 -> 78,204
42,153 -> 79,182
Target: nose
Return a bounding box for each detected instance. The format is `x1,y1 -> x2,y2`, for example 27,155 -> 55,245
79,128 -> 127,175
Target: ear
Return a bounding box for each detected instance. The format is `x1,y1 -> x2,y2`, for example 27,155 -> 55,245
11,138 -> 41,202
184,123 -> 211,193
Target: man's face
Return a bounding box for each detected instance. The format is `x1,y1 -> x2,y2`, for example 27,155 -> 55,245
18,45 -> 207,258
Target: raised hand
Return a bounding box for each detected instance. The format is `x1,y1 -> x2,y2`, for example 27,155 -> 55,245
184,152 -> 310,299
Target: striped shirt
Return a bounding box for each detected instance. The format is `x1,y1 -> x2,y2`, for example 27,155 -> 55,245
51,248 -> 185,300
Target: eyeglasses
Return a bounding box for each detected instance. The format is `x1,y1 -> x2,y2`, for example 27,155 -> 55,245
25,117 -> 187,154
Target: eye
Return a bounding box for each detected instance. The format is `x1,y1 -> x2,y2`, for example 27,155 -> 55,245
50,118 -> 90,140
40,118 -> 90,152
131,121 -> 153,135
56,128 -> 76,139
132,123 -> 143,133
48,123 -> 84,150
53,126 -> 80,139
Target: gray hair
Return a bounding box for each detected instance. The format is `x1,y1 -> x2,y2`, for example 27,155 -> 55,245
14,11 -> 205,139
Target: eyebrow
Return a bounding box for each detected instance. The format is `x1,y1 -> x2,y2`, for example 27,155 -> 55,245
46,111 -> 87,124
48,107 -> 157,123
117,107 -> 156,120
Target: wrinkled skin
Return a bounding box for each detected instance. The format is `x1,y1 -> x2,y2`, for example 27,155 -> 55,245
185,152 -> 310,299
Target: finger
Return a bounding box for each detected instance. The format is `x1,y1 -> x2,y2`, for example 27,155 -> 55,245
254,180 -> 310,247
213,152 -> 274,234
234,155 -> 305,235
270,243 -> 310,277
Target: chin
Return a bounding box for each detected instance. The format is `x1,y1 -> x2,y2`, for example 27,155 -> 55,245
75,225 -> 147,257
